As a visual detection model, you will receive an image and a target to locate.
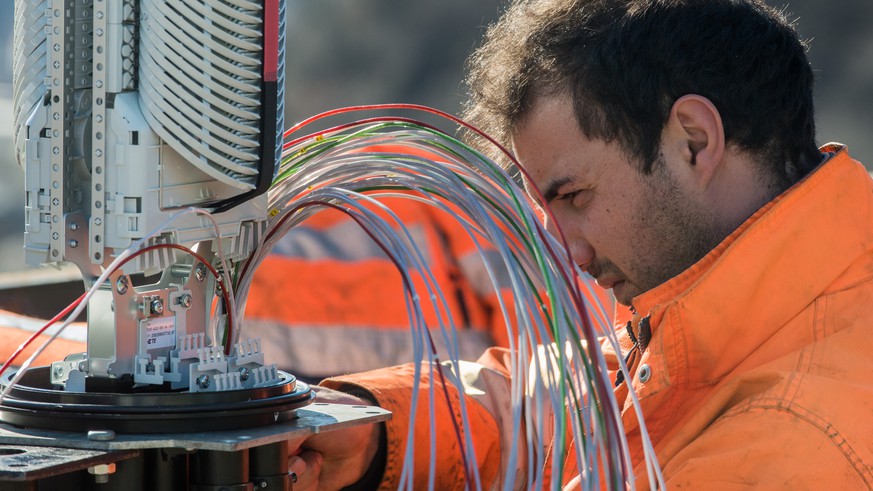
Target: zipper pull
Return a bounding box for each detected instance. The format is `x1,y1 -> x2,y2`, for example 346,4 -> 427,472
615,321 -> 639,387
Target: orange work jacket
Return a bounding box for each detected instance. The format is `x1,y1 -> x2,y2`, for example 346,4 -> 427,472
323,145 -> 873,489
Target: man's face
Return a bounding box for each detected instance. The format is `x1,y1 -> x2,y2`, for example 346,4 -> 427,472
511,94 -> 720,306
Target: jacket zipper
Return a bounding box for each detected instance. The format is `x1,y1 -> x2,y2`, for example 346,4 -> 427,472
614,308 -> 652,387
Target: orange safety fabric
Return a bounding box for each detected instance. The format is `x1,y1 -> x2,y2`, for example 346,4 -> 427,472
324,145 -> 873,489
246,195 -> 505,335
0,310 -> 86,367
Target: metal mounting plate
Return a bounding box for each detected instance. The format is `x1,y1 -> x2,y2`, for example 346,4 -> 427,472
0,402 -> 390,454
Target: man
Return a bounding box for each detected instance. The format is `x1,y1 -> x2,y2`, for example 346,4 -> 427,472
288,0 -> 873,488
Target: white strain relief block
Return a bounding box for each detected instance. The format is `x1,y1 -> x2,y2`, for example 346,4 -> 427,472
252,364 -> 280,387
177,333 -> 208,359
213,372 -> 243,391
233,339 -> 265,366
196,346 -> 227,372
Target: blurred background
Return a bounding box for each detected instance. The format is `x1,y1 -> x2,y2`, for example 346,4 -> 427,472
0,0 -> 871,276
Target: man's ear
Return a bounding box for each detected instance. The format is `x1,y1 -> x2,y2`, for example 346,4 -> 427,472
663,94 -> 725,189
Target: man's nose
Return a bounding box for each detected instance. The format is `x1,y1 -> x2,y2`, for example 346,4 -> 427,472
544,215 -> 594,271
569,239 -> 595,272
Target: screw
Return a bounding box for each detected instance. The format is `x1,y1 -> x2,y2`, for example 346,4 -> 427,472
239,367 -> 250,382
179,293 -> 192,309
70,222 -> 79,231
196,375 -> 210,389
150,298 -> 164,315
69,239 -> 78,248
116,276 -> 129,295
195,264 -> 207,282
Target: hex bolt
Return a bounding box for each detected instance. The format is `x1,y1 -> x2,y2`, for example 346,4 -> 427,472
115,276 -> 129,295
150,298 -> 164,315
87,463 -> 116,484
196,374 -> 210,389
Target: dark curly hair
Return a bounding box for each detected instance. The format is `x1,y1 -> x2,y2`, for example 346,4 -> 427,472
462,0 -> 820,187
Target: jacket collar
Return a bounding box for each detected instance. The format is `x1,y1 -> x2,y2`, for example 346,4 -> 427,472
629,144 -> 873,384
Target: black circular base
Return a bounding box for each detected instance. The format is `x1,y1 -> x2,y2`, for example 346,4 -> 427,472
0,367 -> 314,434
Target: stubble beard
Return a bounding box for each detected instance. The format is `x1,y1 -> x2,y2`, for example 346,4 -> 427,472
623,158 -> 728,307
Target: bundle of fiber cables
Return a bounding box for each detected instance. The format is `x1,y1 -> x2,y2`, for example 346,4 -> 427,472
233,104 -> 663,490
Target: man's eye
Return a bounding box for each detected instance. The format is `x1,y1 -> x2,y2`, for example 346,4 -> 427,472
559,190 -> 581,202
558,189 -> 591,209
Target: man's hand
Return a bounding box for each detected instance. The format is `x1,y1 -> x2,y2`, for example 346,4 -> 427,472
288,385 -> 384,491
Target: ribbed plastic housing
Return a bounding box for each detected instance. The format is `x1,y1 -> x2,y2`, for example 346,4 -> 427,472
12,0 -> 48,169
138,0 -> 285,190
